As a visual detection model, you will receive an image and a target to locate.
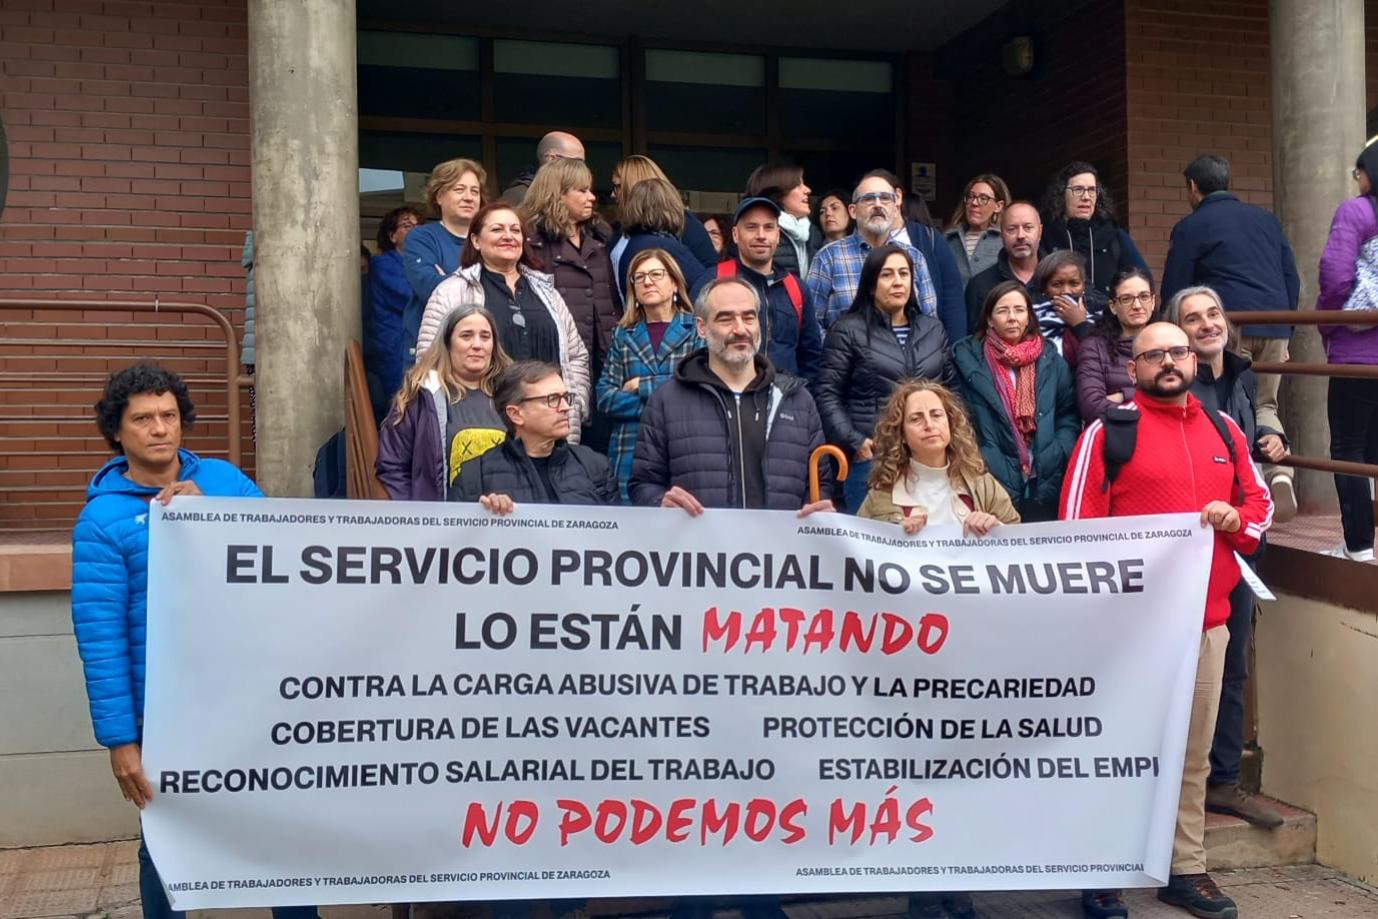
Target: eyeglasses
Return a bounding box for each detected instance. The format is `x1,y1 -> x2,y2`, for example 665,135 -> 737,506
1133,345 -> 1193,365
853,192 -> 897,206
964,192 -> 995,205
632,268 -> 668,285
1067,185 -> 1099,198
520,391 -> 573,409
1113,291 -> 1155,307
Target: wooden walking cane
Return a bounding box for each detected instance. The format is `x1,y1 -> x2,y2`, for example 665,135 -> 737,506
809,444 -> 849,504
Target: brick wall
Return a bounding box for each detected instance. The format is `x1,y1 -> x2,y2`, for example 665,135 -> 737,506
1123,0 -> 1273,277
934,0 -> 1129,225
0,0 -> 252,530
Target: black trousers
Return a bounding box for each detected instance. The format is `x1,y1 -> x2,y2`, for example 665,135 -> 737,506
1208,579 -> 1253,786
1328,376 -> 1378,552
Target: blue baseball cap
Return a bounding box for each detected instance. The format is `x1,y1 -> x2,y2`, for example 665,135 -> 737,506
733,196 -> 782,224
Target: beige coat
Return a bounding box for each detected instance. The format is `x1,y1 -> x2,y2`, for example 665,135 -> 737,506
416,263 -> 591,432
857,468 -> 1020,525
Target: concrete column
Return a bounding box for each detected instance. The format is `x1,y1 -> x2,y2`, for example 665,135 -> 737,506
249,0 -> 359,496
1270,0 -> 1365,512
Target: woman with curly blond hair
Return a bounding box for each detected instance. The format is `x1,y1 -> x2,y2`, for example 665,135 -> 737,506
857,378 -> 1019,537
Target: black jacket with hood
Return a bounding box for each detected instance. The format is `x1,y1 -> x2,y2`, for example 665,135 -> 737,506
629,349 -> 828,510
1040,214 -> 1151,302
1189,350 -> 1283,458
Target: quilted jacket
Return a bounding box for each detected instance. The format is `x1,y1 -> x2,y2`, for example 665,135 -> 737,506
71,450 -> 260,747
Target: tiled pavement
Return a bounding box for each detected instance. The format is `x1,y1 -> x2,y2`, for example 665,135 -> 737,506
3,844 -> 1378,919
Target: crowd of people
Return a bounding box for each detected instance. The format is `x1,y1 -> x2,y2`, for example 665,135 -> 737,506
74,133 -> 1378,919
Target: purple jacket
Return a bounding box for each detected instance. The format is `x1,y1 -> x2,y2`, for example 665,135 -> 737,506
1317,196 -> 1378,364
1075,334 -> 1135,423
376,382 -> 445,502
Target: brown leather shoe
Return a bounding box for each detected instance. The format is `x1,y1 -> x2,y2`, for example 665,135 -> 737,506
1206,783 -> 1284,828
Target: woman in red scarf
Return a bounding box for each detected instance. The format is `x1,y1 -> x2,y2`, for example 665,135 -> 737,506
952,279 -> 1082,521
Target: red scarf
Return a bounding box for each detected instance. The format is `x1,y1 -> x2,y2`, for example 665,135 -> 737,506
983,334 -> 1044,476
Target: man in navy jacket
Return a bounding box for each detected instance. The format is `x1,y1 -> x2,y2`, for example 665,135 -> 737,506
1161,154 -> 1300,520
690,196 -> 825,389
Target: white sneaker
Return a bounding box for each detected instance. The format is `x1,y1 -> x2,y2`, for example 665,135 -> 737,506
1269,477 -> 1297,523
1322,544 -> 1376,563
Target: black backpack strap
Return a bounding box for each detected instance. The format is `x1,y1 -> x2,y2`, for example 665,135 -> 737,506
1099,404 -> 1141,493
1202,407 -> 1243,495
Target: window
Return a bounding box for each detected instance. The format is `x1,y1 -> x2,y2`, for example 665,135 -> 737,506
645,50 -> 766,135
778,57 -> 894,142
493,40 -> 622,128
647,144 -> 769,194
357,31 -> 480,121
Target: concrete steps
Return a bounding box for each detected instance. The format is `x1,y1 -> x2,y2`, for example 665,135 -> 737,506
1205,797 -> 1317,870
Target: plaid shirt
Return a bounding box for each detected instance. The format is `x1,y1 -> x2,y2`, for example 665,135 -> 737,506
595,313 -> 703,504
805,227 -> 938,328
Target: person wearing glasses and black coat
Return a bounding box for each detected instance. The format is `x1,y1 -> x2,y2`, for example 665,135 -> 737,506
1039,160 -> 1151,303
453,361 -> 618,508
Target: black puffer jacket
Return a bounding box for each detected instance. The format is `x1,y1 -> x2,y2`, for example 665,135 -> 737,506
629,349 -> 828,509
816,309 -> 955,454
529,222 -> 620,366
452,437 -> 618,506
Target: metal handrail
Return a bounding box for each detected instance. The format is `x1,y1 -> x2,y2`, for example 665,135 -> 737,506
1226,309 -> 1378,482
0,298 -> 244,466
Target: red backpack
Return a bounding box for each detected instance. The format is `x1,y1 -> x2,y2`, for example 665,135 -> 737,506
715,260 -> 805,330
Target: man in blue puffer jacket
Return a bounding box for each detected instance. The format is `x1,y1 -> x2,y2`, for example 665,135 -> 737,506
71,363 -> 315,919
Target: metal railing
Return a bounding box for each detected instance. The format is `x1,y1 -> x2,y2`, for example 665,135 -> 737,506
1230,309 -> 1378,485
0,298 -> 247,531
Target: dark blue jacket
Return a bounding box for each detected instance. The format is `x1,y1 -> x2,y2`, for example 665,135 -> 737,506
629,350 -> 828,510
617,232 -> 709,296
904,219 -> 968,351
71,451 -> 261,747
952,336 -> 1081,516
1161,191 -> 1300,339
691,259 -> 824,388
401,222 -> 466,368
366,249 -> 410,403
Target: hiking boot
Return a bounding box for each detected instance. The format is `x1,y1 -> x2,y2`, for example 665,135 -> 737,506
1269,476 -> 1297,523
1207,782 -> 1284,828
942,893 -> 977,919
1157,873 -> 1238,918
1080,889 -> 1128,919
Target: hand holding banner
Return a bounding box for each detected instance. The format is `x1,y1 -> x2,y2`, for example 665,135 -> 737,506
141,501 -> 1209,908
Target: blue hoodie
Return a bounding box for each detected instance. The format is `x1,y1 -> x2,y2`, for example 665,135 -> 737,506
70,450 -> 261,747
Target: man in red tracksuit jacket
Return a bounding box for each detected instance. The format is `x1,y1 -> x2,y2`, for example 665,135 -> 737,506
1061,323 -> 1273,919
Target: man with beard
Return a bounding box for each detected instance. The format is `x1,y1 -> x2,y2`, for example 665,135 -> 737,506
629,275 -> 834,515
805,173 -> 939,328
1061,323 -> 1272,919
965,201 -> 1043,332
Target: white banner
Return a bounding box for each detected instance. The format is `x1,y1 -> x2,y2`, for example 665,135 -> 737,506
141,500 -> 1210,909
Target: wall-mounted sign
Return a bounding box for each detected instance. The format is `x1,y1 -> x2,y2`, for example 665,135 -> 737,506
910,162 -> 936,202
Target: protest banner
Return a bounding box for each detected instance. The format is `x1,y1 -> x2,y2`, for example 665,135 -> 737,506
140,499 -> 1210,908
